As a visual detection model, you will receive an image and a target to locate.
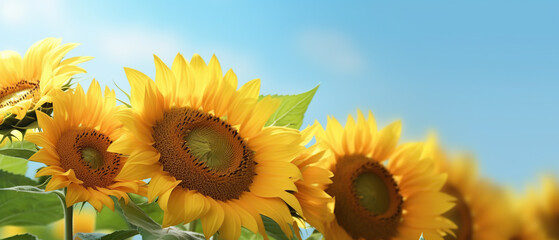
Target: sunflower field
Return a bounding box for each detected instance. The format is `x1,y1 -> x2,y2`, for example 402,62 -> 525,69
0,37 -> 556,240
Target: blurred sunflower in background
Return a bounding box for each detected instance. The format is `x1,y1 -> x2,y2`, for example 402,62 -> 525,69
0,208 -> 97,240
291,124 -> 334,235
536,176 -> 559,239
109,54 -> 304,239
423,135 -> 515,240
0,38 -> 91,137
0,226 -> 26,239
511,176 -> 559,240
53,208 -> 96,239
312,110 -> 455,240
26,80 -> 145,211
509,190 -> 549,240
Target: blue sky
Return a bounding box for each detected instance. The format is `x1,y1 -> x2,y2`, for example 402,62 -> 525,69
1,0 -> 557,191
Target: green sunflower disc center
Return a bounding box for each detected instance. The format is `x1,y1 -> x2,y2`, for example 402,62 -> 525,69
354,172 -> 391,215
184,125 -> 233,171
81,146 -> 104,169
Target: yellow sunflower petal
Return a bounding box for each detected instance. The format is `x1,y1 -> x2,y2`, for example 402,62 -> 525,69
29,148 -> 60,166
200,198 -> 225,239
147,174 -> 180,203
372,120 -> 401,161
161,189 -> 185,227
45,176 -> 71,192
0,50 -> 23,84
36,166 -> 64,177
66,183 -> 91,207
218,203 -> 242,240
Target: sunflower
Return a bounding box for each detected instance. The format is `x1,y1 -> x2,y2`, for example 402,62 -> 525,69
512,176 -> 559,240
312,110 -> 455,240
536,176 -> 559,239
26,80 -> 145,211
509,190 -> 549,240
108,54 -> 304,239
0,226 -> 26,239
291,124 -> 334,234
0,38 -> 91,132
423,135 -> 515,240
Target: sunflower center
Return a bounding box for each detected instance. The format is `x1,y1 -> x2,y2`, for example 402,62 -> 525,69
57,128 -> 122,188
326,155 -> 403,240
152,107 -> 256,201
354,172 -> 391,215
81,147 -> 104,169
442,184 -> 473,240
541,212 -> 559,239
184,126 -> 233,171
0,80 -> 40,109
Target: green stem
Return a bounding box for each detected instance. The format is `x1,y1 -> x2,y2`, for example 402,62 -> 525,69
188,220 -> 198,232
65,204 -> 73,240
59,188 -> 73,240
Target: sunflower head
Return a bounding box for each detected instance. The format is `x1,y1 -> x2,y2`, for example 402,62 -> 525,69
109,53 -> 305,239
423,134 -> 516,240
312,110 -> 455,240
508,189 -> 549,240
0,38 -> 91,138
538,176 -> 559,239
514,176 -> 559,240
26,80 -> 144,212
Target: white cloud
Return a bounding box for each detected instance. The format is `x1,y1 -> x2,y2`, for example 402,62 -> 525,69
297,29 -> 365,74
0,1 -> 26,25
97,28 -> 183,66
0,0 -> 64,27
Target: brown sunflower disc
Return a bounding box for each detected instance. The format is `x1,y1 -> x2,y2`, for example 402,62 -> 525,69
0,80 -> 40,108
442,184 -> 473,240
540,211 -> 559,239
326,155 -> 403,240
57,128 -> 122,188
152,107 -> 256,201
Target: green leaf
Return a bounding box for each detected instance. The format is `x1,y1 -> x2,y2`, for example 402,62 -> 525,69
0,140 -> 37,175
262,215 -> 297,240
0,170 -> 36,186
0,156 -> 27,175
0,139 -> 37,152
114,197 -> 204,240
113,81 -> 131,102
0,149 -> 36,159
101,230 -> 139,240
239,227 -> 264,240
0,170 -> 63,227
74,233 -> 106,240
129,193 -> 164,225
75,230 -> 139,240
96,194 -> 164,231
19,225 -> 54,240
95,206 -> 129,231
262,85 -> 319,129
113,81 -> 132,108
1,233 -> 39,240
